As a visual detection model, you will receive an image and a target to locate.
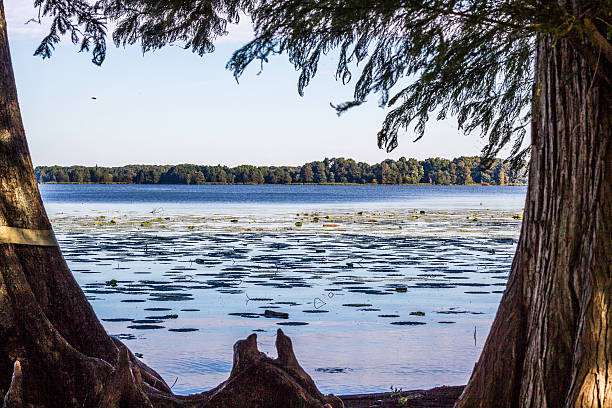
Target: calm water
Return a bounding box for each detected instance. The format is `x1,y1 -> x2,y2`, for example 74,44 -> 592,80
40,184 -> 527,395
40,184 -> 527,211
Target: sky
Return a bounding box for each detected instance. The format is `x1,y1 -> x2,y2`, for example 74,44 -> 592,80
5,1 -> 502,168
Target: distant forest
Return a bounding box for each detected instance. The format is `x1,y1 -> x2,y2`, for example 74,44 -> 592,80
35,156 -> 527,185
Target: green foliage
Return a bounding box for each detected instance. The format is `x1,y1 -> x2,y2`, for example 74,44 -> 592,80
33,0 -> 254,63
34,156 -> 527,185
104,0 -> 254,55
33,0 -> 108,64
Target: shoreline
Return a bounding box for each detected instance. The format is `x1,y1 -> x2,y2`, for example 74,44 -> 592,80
38,181 -> 527,186
339,385 -> 465,407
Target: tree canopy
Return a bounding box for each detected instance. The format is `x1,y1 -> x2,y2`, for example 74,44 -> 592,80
34,156 -> 527,185
32,1 -> 612,168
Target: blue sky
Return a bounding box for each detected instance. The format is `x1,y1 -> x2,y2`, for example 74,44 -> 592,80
6,1 -> 494,167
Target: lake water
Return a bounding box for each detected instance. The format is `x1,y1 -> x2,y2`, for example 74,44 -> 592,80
40,184 -> 527,395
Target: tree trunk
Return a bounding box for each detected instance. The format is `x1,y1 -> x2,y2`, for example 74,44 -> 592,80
0,0 -> 123,399
456,21 -> 611,408
0,2 -> 342,407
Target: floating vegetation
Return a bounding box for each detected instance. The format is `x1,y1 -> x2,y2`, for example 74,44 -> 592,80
390,321 -> 426,326
149,294 -> 194,302
146,314 -> 178,320
127,324 -> 165,330
53,204 -> 521,394
263,310 -> 289,319
315,367 -> 353,373
102,318 -> 133,322
228,312 -> 260,319
132,319 -> 164,324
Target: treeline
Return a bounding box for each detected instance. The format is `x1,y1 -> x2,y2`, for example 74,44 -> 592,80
35,157 -> 527,185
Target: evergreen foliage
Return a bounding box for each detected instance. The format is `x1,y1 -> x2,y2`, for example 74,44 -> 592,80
35,156 -> 527,185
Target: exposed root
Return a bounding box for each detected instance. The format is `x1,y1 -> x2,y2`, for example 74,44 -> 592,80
143,329 -> 343,408
111,337 -> 172,394
2,360 -> 22,408
99,347 -> 153,408
196,329 -> 343,408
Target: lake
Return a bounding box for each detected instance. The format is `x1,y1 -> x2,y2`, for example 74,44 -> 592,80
40,184 -> 527,395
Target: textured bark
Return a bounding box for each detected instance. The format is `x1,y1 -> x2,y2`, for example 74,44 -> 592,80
0,0 -> 120,396
456,11 -> 612,408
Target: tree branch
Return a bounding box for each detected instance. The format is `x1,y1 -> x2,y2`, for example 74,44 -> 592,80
581,17 -> 612,65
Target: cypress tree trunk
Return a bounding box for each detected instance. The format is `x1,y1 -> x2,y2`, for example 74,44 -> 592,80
456,26 -> 611,408
0,0 -> 122,398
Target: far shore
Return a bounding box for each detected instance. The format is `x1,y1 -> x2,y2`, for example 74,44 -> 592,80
37,181 -> 527,186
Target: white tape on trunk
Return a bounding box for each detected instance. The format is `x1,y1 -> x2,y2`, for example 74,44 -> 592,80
0,226 -> 58,247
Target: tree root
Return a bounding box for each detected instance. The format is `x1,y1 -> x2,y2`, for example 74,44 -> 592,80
145,329 -> 343,408
2,360 -> 22,408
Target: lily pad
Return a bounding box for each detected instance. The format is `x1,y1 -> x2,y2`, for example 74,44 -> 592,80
102,318 -> 134,322
127,324 -> 165,330
390,321 -> 426,326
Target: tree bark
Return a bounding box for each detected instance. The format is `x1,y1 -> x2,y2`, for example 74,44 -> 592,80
456,18 -> 611,408
0,0 -> 122,397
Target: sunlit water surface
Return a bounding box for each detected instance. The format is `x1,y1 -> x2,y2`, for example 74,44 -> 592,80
41,184 -> 527,395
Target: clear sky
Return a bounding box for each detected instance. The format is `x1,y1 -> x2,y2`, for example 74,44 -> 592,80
6,1 -> 501,167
